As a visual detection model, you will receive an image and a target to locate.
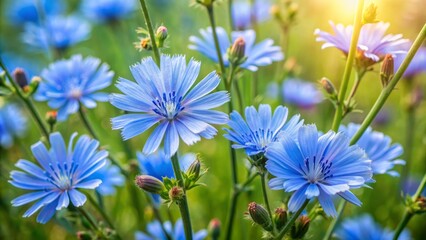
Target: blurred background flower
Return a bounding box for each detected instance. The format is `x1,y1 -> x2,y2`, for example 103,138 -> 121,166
0,103 -> 27,148
282,78 -> 323,109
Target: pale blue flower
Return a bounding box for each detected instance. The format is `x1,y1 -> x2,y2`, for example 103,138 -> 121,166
81,0 -> 136,23
224,104 -> 303,156
189,27 -> 283,71
9,132 -> 108,223
266,124 -> 372,217
0,103 -> 27,148
35,55 -> 113,121
89,160 -> 125,196
22,15 -> 91,51
315,22 -> 408,68
282,79 -> 323,109
110,54 -> 229,157
135,219 -> 207,240
336,214 -> 411,240
340,123 -> 404,176
232,0 -> 271,30
6,0 -> 64,26
394,44 -> 426,79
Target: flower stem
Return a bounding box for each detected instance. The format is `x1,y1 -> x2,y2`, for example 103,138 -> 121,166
322,201 -> 347,240
171,154 -> 193,240
228,0 -> 234,30
393,171 -> 426,240
401,80 -> 416,185
0,57 -> 50,141
77,207 -> 99,232
138,0 -> 160,65
206,5 -> 227,77
331,0 -> 364,132
144,194 -> 172,240
78,106 -> 99,140
260,172 -> 274,232
273,199 -> 309,240
342,69 -> 366,118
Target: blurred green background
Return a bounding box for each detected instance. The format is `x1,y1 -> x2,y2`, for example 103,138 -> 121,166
0,0 -> 425,239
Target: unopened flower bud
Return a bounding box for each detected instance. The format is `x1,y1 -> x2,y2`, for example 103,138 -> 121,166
228,37 -> 246,66
208,218 -> 221,240
156,26 -> 168,41
13,68 -> 28,89
187,158 -> 201,179
196,0 -> 214,8
363,3 -> 378,24
291,215 -> 310,239
135,38 -> 152,51
320,77 -> 337,96
270,5 -> 282,20
380,54 -> 394,87
273,207 -> 287,230
135,175 -> 164,194
169,186 -> 184,202
77,231 -> 92,240
26,76 -> 41,95
287,2 -> 299,21
46,110 -> 57,126
248,202 -> 273,231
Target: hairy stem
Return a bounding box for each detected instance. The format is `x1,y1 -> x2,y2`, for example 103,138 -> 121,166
138,0 -> 160,65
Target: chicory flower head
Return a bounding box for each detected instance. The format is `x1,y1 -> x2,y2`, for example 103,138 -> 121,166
6,0 -> 64,26
224,104 -> 303,157
189,27 -> 283,71
315,21 -> 408,69
35,55 -> 114,121
282,78 -> 323,109
135,219 -> 207,240
340,123 -> 404,176
0,103 -> 27,148
266,124 -> 372,217
232,0 -> 271,30
110,54 -> 229,157
88,160 -> 125,196
9,132 -> 108,223
81,0 -> 136,23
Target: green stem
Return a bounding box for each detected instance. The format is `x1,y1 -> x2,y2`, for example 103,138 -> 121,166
393,172 -> 426,240
86,194 -> 115,230
138,0 -> 160,65
349,23 -> 426,145
0,57 -> 50,141
77,207 -> 99,232
233,80 -> 244,112
331,0 -> 364,132
171,154 -> 193,240
342,69 -> 366,118
228,0 -> 234,31
144,194 -> 172,240
401,80 -> 415,185
273,199 -> 309,240
260,172 -> 274,232
206,5 -> 227,77
322,201 -> 347,240
78,106 -> 99,139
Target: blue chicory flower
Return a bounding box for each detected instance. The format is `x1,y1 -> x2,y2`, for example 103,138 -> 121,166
282,79 -> 323,109
35,55 -> 114,121
336,214 -> 411,240
135,219 -> 207,240
231,0 -> 271,30
9,132 -> 108,223
394,43 -> 426,79
81,0 -> 136,23
224,104 -> 303,156
340,123 -> 404,176
88,160 -> 125,196
110,54 -> 229,157
22,15 -> 91,51
266,124 -> 372,217
6,0 -> 64,26
315,21 -> 408,68
189,27 -> 283,71
0,103 -> 27,148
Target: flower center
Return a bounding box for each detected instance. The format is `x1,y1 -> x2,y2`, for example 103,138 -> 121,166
304,156 -> 333,183
57,175 -> 72,190
152,92 -> 184,120
247,128 -> 275,151
69,88 -> 83,99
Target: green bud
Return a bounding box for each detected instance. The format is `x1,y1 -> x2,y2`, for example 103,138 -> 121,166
320,77 -> 337,97
290,215 -> 310,239
169,186 -> 184,202
273,207 -> 287,231
135,175 -> 165,194
186,158 -> 201,180
248,202 -> 273,232
380,54 -> 394,88
363,3 -> 379,24
45,110 -> 57,130
26,76 -> 41,95
208,218 -> 221,240
196,0 -> 214,8
156,26 -> 168,48
228,37 -> 246,66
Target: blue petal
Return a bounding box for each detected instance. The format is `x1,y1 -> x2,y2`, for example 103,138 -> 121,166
68,189 -> 87,207
287,184 -> 308,213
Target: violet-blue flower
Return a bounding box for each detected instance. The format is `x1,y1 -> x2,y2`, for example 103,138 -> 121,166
282,79 -> 323,109
224,104 -> 303,156
232,0 -> 271,30
189,27 -> 283,71
6,0 -> 64,26
35,55 -> 114,121
81,0 -> 136,23
340,123 -> 404,176
110,54 -> 229,157
266,124 -> 372,217
88,160 -> 125,196
394,44 -> 426,79
0,103 -> 27,148
315,22 -> 408,68
9,132 -> 108,223
135,219 -> 207,240
336,214 -> 411,240
22,15 -> 91,51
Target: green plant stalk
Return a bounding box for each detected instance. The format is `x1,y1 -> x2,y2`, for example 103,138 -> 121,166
331,0 -> 365,131
144,193 -> 172,240
322,201 -> 347,240
401,80 -> 415,185
273,199 -> 310,240
260,172 -> 274,233
86,194 -> 119,237
206,5 -> 227,78
78,107 -> 99,140
342,69 -> 367,118
393,169 -> 426,239
171,154 -> 193,240
138,0 -> 160,65
228,0 -> 234,30
324,23 -> 426,239
0,58 -> 50,141
77,207 -> 99,232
